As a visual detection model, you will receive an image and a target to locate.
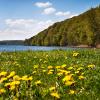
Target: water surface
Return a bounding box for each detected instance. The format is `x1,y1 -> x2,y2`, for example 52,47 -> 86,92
0,45 -> 77,52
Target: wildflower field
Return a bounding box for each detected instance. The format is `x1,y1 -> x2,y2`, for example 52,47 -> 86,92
0,49 -> 100,100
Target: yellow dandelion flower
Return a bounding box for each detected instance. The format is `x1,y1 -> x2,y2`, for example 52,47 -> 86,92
10,85 -> 15,90
79,75 -> 85,80
35,80 -> 42,85
69,90 -> 75,94
7,71 -> 15,78
46,55 -> 49,57
11,81 -> 20,86
21,75 -> 28,81
75,71 -> 80,74
13,75 -> 21,81
58,69 -> 70,75
61,64 -> 67,68
57,72 -> 63,76
68,66 -> 73,70
44,61 -> 47,63
49,87 -> 56,91
0,71 -> 7,76
0,88 -> 6,94
34,65 -> 38,69
56,66 -> 61,69
48,66 -> 53,69
0,77 -> 7,83
33,71 -> 37,74
62,74 -> 72,82
48,71 -> 53,75
15,81 -> 20,85
64,71 -> 71,75
5,83 -> 10,87
77,67 -> 83,71
50,92 -> 60,99
65,81 -> 75,86
43,70 -> 46,72
73,52 -> 79,57
28,76 -> 33,81
88,64 -> 95,69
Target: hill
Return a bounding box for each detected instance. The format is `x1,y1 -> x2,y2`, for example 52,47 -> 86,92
0,40 -> 24,45
25,6 -> 100,47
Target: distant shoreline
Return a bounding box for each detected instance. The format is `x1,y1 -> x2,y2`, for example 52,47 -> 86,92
0,44 -> 100,49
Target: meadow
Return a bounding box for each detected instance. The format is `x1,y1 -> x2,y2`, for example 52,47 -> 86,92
0,49 -> 100,100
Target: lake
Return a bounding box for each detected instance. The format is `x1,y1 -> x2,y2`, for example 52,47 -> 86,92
0,45 -> 79,52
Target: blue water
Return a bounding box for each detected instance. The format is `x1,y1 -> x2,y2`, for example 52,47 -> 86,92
0,45 -> 77,52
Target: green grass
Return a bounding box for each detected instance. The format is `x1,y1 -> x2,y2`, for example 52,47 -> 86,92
0,49 -> 100,100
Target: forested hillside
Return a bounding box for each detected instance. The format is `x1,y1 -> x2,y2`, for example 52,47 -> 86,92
0,40 -> 24,45
25,6 -> 100,46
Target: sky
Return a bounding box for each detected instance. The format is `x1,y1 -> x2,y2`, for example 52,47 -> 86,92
0,0 -> 100,40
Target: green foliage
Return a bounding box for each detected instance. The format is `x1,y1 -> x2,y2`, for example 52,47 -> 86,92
25,6 -> 100,46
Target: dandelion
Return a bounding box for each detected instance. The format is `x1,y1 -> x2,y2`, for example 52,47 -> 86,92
35,80 -> 42,85
5,83 -> 10,87
64,71 -> 71,75
56,66 -> 61,69
0,77 -> 7,83
77,67 -> 83,71
46,55 -> 49,57
79,75 -> 85,80
13,75 -> 21,81
44,61 -> 47,63
73,52 -> 79,57
75,71 -> 80,74
43,70 -> 46,72
69,90 -> 75,94
21,75 -> 28,81
62,74 -> 72,82
28,76 -> 33,81
10,81 -> 20,86
65,81 -> 75,86
7,71 -> 15,78
48,70 -> 53,74
50,92 -> 60,99
61,64 -> 67,68
68,66 -> 73,70
34,65 -> 38,69
32,71 -> 37,74
0,88 -> 6,94
48,66 -> 53,69
57,72 -> 63,76
10,85 -> 16,90
0,71 -> 7,76
49,87 -> 56,91
58,69 -> 70,75
88,64 -> 95,69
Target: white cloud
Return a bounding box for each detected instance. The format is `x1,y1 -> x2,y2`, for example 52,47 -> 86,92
55,11 -> 71,16
43,7 -> 56,15
0,19 -> 54,40
69,14 -> 78,18
35,2 -> 52,8
5,19 -> 35,27
55,11 -> 78,19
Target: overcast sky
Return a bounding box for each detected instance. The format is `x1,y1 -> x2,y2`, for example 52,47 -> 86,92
0,0 -> 100,40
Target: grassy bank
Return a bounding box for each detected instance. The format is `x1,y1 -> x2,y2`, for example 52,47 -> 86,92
0,49 -> 100,100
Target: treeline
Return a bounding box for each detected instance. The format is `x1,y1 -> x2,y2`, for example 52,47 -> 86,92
0,40 -> 24,45
25,6 -> 100,46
